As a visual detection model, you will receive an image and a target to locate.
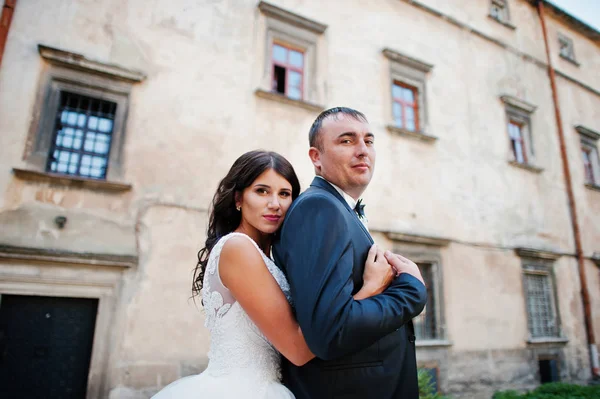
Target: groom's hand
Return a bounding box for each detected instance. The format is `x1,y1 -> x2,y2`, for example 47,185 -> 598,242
384,251 -> 425,285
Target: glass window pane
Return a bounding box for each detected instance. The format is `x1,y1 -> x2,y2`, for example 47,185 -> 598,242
77,114 -> 86,127
67,112 -> 78,125
288,71 -> 302,88
289,50 -> 303,68
392,84 -> 402,99
88,116 -> 99,130
98,118 -> 113,133
405,107 -> 415,131
393,103 -> 403,126
273,44 -> 287,63
287,86 -> 301,100
514,141 -> 525,163
403,88 -> 415,103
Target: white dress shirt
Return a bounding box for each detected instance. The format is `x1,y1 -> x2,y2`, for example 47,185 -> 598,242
316,176 -> 369,230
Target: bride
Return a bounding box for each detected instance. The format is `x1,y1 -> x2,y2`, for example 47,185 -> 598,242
152,150 -> 395,398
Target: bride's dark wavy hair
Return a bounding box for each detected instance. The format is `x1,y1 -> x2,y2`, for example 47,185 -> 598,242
192,150 -> 301,298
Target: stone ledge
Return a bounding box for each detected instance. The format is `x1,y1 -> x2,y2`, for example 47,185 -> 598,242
38,44 -> 146,83
258,1 -> 327,34
508,161 -> 544,174
386,125 -> 438,142
0,244 -> 137,268
384,231 -> 451,247
585,183 -> 600,193
515,247 -> 562,260
13,168 -> 132,192
488,14 -> 517,30
576,125 -> 600,141
526,337 -> 569,346
382,48 -> 434,72
559,53 -> 580,67
254,89 -> 325,112
500,95 -> 537,113
416,339 -> 452,348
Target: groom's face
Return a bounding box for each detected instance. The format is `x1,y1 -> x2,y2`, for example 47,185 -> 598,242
310,114 -> 375,199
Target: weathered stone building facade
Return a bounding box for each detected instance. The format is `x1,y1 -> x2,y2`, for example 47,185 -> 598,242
0,0 -> 599,398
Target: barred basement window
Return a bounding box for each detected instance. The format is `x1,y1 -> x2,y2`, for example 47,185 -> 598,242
523,262 -> 560,338
47,92 -> 117,179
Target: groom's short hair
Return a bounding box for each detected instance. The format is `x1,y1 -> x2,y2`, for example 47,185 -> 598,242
308,107 -> 368,151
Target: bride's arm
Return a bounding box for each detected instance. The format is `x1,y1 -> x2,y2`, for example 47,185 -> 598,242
219,236 -> 314,366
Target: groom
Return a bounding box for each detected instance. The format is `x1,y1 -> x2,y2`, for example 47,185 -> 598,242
273,107 -> 428,399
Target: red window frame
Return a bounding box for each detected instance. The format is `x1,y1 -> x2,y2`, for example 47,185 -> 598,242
582,146 -> 595,184
508,120 -> 528,164
271,42 -> 304,100
392,82 -> 419,132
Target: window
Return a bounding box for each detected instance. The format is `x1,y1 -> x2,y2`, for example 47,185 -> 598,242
256,1 -> 327,110
522,261 -> 561,339
490,0 -> 510,24
48,92 -> 117,179
383,48 -> 434,141
21,45 -> 144,186
582,146 -> 595,184
508,120 -> 527,164
576,125 -> 600,188
500,95 -> 539,170
414,263 -> 439,340
558,33 -> 577,64
271,43 -> 304,100
392,82 -> 419,132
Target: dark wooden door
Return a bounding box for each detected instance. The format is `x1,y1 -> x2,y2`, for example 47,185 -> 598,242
0,294 -> 98,399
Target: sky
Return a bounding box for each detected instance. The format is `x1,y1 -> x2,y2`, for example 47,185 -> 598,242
547,0 -> 600,31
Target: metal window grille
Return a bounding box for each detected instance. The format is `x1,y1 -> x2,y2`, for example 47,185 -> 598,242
271,42 -> 304,100
414,263 -> 438,340
392,82 -> 419,132
47,91 -> 117,180
523,265 -> 559,338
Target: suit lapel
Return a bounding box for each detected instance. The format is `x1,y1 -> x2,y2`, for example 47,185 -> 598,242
310,177 -> 374,244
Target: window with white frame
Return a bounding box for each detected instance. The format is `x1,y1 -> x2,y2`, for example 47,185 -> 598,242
383,48 -> 434,141
256,1 -> 326,109
501,95 -> 538,169
576,125 -> 600,187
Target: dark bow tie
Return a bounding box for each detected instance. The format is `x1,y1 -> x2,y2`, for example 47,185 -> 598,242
354,199 -> 366,218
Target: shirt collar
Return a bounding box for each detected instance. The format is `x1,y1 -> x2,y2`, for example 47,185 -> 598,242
315,176 -> 358,210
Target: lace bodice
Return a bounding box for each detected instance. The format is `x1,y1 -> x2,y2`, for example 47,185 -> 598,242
200,233 -> 292,386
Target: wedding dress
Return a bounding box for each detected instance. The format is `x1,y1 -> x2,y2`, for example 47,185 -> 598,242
152,233 -> 295,399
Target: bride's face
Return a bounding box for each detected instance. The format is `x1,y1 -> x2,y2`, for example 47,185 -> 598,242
236,168 -> 293,235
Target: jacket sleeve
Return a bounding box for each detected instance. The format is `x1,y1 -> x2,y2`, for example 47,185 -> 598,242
274,194 -> 427,360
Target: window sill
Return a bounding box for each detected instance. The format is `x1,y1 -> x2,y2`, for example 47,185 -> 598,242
508,161 -> 544,174
254,89 -> 325,113
416,339 -> 452,348
12,168 -> 132,192
386,125 -> 438,143
585,183 -> 600,193
488,15 -> 517,30
526,337 -> 569,346
560,54 -> 580,67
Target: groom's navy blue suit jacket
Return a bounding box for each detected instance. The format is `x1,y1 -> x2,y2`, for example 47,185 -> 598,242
272,177 -> 428,399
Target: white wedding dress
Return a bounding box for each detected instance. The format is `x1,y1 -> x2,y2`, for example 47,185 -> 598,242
152,233 -> 295,399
